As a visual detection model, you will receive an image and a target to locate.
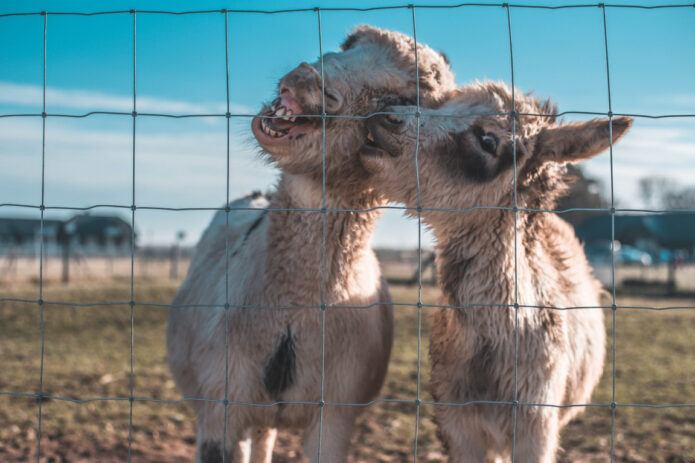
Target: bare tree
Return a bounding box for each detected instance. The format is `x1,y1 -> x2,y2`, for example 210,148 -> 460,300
662,186 -> 695,210
638,175 -> 695,210
638,176 -> 672,209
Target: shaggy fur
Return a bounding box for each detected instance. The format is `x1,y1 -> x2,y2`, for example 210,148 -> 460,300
361,81 -> 632,462
167,26 -> 456,463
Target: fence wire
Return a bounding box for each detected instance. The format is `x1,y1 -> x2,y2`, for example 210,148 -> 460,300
1,3 -> 694,463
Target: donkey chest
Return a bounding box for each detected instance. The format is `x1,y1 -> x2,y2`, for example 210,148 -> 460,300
430,308 -> 564,405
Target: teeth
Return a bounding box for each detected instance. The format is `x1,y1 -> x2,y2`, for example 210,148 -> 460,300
260,117 -> 289,138
367,132 -> 375,142
274,106 -> 298,122
270,105 -> 298,123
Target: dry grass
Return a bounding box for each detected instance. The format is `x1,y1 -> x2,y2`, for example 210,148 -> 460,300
1,280 -> 694,462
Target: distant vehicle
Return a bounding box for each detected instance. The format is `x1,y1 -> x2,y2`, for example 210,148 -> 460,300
584,241 -> 653,266
656,249 -> 673,263
619,245 -> 653,266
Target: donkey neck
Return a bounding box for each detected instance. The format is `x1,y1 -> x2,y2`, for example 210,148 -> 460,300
264,174 -> 384,305
434,208 -> 526,316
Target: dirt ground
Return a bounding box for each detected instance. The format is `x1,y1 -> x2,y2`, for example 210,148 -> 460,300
1,280 -> 695,462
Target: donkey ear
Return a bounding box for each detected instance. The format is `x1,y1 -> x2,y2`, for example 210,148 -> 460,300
536,116 -> 632,163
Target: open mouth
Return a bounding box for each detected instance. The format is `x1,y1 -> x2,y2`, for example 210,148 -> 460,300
253,91 -> 317,144
365,112 -> 407,158
362,129 -> 389,157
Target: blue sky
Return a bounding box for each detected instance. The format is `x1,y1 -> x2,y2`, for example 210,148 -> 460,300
1,0 -> 694,247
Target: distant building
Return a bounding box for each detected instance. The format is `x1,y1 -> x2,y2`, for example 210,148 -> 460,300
575,213 -> 695,252
0,214 -> 133,256
0,217 -> 63,247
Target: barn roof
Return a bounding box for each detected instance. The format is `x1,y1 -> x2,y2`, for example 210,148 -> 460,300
575,213 -> 695,249
0,218 -> 63,239
0,215 -> 132,241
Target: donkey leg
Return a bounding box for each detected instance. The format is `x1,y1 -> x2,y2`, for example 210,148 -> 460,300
302,408 -> 357,463
195,403 -> 249,463
250,427 -> 277,463
436,408 -> 489,463
513,408 -> 560,463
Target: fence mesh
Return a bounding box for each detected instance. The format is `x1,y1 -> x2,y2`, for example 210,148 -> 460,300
1,3 -> 695,463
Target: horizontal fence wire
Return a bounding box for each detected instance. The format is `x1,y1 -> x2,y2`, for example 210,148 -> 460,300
2,390 -> 695,410
2,297 -> 695,311
3,204 -> 695,216
0,3 -> 694,462
1,3 -> 694,17
2,110 -> 695,119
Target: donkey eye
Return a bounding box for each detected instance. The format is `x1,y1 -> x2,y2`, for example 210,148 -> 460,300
478,133 -> 498,155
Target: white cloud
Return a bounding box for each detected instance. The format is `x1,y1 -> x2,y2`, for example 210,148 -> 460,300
0,81 -> 253,115
581,122 -> 695,207
0,117 -> 277,246
642,93 -> 695,109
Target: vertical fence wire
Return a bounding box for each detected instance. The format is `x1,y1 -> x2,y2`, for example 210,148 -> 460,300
409,6 -> 424,462
504,4 -> 521,461
600,4 -> 618,462
35,11 -> 47,463
316,7 -> 328,462
127,10 -> 137,463
222,9 -> 232,463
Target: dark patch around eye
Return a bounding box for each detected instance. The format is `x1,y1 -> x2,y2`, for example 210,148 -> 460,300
442,130 -> 493,183
461,149 -> 492,182
442,131 -> 526,183
481,136 -> 497,155
371,94 -> 417,114
489,141 -> 526,180
381,95 -> 416,107
471,126 -> 498,155
496,142 -> 516,174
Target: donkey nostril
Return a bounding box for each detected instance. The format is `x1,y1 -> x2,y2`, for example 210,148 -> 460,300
324,88 -> 343,112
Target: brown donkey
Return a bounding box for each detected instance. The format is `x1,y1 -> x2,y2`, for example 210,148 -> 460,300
167,26 -> 456,463
361,81 -> 632,462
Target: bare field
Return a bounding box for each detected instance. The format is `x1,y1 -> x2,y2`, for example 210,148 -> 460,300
3,256 -> 695,292
0,256 -> 191,286
1,280 -> 694,462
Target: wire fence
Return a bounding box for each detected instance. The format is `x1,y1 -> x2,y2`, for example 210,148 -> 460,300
1,3 -> 694,463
